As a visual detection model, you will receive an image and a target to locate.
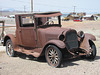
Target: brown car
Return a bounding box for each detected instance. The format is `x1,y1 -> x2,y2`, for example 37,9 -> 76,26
3,12 -> 96,67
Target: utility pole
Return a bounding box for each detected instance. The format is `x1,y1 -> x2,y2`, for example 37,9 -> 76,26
24,6 -> 26,13
73,6 -> 76,13
0,8 -> 2,16
31,0 -> 33,13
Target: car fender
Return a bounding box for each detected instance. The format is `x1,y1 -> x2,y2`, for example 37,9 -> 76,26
40,40 -> 66,56
79,33 -> 96,51
45,40 -> 66,49
3,34 -> 17,49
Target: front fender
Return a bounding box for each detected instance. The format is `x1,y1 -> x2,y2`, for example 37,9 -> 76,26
45,40 -> 66,49
79,33 -> 96,51
85,33 -> 96,41
40,40 -> 66,56
3,34 -> 17,48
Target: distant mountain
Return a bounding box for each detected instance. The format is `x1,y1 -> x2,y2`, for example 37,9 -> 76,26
2,8 -> 15,12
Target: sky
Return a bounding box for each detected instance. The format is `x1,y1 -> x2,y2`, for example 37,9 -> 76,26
0,0 -> 100,14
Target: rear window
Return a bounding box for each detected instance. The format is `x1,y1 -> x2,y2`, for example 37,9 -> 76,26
19,16 -> 34,27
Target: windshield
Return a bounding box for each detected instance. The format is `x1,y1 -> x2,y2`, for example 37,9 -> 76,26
35,16 -> 61,28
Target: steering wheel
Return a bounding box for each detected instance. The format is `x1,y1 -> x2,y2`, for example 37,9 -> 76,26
44,20 -> 54,25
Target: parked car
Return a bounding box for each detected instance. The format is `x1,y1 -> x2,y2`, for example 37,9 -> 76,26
62,17 -> 70,21
2,12 -> 96,68
73,19 -> 82,22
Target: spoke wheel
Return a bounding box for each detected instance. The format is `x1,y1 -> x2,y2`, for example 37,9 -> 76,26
6,39 -> 16,57
45,45 -> 62,68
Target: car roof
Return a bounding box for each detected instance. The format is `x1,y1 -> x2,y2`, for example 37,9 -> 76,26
15,11 -> 62,17
34,11 -> 61,15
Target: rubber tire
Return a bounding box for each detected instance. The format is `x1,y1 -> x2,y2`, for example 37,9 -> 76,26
45,45 -> 62,68
87,40 -> 96,59
6,39 -> 16,57
81,40 -> 96,60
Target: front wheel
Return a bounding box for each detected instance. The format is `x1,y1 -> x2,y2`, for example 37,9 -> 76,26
87,40 -> 96,59
6,39 -> 16,57
81,40 -> 96,60
45,45 -> 62,68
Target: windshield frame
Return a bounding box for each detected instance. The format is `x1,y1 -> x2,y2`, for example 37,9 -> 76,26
34,16 -> 61,28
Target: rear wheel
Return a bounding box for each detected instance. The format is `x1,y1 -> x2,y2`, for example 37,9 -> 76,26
45,45 -> 62,68
6,39 -> 16,57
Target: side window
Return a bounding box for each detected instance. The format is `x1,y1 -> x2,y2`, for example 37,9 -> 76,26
37,18 -> 42,25
35,17 -> 48,27
19,16 -> 34,27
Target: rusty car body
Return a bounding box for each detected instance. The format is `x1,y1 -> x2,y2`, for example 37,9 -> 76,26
2,12 -> 96,67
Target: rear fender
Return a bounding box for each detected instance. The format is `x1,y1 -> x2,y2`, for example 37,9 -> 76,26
3,34 -> 17,49
79,33 -> 96,51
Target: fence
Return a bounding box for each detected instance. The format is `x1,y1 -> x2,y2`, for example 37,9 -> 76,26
0,21 -> 16,44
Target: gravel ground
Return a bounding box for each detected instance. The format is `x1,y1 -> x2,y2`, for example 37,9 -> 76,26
0,21 -> 100,75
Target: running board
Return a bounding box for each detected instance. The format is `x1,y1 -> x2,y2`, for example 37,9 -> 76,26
14,46 -> 42,57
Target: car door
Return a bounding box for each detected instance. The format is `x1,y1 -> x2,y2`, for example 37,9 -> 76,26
18,15 -> 37,48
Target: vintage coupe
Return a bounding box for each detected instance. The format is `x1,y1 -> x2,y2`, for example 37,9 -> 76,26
3,12 -> 96,67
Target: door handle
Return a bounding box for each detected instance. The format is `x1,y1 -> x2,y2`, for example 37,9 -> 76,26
19,30 -> 21,32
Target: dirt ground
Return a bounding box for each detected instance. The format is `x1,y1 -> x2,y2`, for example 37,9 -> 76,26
0,20 -> 100,75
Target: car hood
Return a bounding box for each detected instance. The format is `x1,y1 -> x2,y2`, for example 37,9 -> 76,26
37,27 -> 70,47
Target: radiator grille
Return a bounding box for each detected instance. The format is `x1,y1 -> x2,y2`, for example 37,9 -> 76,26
65,30 -> 78,50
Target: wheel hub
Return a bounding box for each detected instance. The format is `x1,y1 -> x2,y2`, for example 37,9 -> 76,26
48,49 -> 59,65
7,42 -> 13,56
